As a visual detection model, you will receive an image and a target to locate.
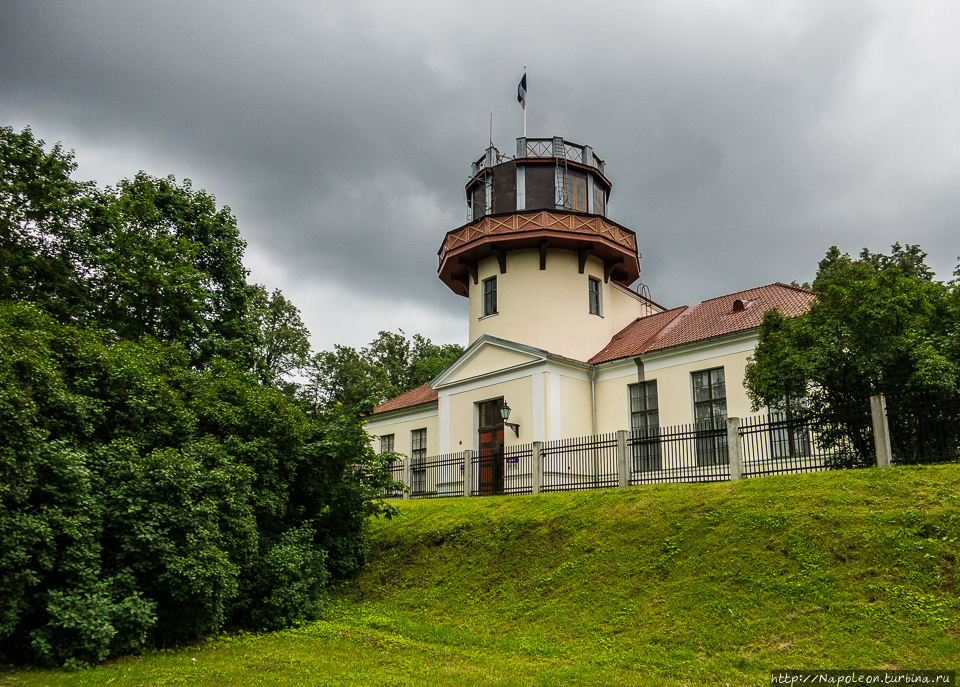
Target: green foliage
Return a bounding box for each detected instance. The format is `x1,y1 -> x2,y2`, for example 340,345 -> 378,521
84,173 -> 253,366
302,330 -> 464,411
0,302 -> 397,665
0,124 -> 401,667
746,244 -> 960,413
0,126 -> 253,367
0,126 -> 94,323
247,284 -> 310,386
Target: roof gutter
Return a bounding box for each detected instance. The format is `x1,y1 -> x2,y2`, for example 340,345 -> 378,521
590,364 -> 598,436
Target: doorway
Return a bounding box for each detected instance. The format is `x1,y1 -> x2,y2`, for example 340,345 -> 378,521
477,398 -> 505,495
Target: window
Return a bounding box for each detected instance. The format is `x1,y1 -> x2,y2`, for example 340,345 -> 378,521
693,368 -> 728,466
562,171 -> 587,211
769,395 -> 810,459
411,428 -> 427,494
478,398 -> 504,428
589,277 -> 602,316
380,434 -> 394,454
482,276 -> 497,317
630,381 -> 660,471
594,182 -> 606,216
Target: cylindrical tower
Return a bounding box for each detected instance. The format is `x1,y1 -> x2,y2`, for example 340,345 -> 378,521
438,137 -> 654,362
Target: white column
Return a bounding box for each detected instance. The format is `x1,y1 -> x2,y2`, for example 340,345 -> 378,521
727,417 -> 743,481
870,395 -> 893,468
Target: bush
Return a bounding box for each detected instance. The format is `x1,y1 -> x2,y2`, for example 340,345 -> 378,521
0,303 -> 395,665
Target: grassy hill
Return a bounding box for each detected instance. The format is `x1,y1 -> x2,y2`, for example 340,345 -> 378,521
9,464 -> 960,686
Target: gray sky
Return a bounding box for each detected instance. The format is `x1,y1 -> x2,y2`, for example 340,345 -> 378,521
2,1 -> 958,351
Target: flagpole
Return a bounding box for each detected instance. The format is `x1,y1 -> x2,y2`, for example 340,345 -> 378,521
523,65 -> 527,138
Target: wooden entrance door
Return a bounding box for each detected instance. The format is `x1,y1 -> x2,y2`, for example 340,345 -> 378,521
477,399 -> 505,495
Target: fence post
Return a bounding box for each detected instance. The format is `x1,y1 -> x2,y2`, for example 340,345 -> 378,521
463,450 -> 474,497
727,417 -> 742,481
616,430 -> 630,488
402,456 -> 412,499
532,442 -> 543,495
870,395 -> 893,468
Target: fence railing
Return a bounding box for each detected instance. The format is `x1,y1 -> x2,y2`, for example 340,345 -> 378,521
410,452 -> 467,499
380,393 -> 959,499
541,433 -> 618,492
887,392 -> 960,465
628,423 -> 731,485
738,405 -> 874,478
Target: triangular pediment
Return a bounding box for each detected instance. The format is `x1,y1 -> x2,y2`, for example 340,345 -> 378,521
432,335 -> 550,388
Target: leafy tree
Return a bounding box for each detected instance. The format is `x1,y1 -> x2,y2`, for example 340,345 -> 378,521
746,244 -> 960,464
0,302 -> 398,665
302,330 -> 464,411
248,284 -> 311,385
84,172 -> 253,365
1,126 -> 253,367
0,126 -> 93,322
0,126 -> 401,666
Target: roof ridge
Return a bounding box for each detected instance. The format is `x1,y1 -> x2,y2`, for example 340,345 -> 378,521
691,281 -> 810,305
643,305 -> 691,348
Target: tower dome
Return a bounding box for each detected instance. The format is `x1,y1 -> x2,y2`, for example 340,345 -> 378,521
438,136 -> 641,297
438,137 -> 652,361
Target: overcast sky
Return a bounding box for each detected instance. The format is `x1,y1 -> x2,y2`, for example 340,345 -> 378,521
2,1 -> 958,352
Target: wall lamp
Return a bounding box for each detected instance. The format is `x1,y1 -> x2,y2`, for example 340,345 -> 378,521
500,400 -> 520,438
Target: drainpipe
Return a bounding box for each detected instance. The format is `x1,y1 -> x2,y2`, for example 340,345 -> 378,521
590,365 -> 598,436
590,364 -> 599,486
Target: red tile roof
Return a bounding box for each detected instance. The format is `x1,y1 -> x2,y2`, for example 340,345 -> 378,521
372,383 -> 439,414
372,283 -> 815,411
591,282 -> 814,363
588,306 -> 689,364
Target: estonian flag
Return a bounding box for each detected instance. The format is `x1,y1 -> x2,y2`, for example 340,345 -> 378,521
517,73 -> 526,110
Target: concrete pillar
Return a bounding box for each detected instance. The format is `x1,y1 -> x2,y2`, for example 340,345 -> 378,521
727,417 -> 743,481
532,442 -> 543,495
871,395 -> 893,468
616,430 -> 630,488
402,457 -> 412,499
463,450 -> 474,497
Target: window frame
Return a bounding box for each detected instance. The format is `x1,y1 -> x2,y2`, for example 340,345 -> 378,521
562,171 -> 588,211
380,434 -> 394,454
692,367 -> 728,466
629,381 -> 661,471
410,428 -> 427,494
769,395 -> 811,459
588,276 -> 602,316
482,276 -> 497,317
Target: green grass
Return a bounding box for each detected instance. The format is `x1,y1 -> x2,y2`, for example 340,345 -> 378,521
6,465 -> 960,686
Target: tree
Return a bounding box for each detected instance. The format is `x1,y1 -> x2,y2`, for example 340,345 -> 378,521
746,243 -> 960,414
85,172 -> 253,365
301,330 -> 464,412
0,126 -> 401,666
248,284 -> 311,385
0,126 -> 94,323
1,126 -> 254,367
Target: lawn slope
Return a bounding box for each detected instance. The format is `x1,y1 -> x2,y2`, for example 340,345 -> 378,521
9,465 -> 960,686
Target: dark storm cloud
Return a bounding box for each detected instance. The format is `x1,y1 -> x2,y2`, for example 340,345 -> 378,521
2,1 -> 958,349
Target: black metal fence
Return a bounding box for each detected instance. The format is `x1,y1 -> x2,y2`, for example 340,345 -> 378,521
888,392 -> 960,465
541,433 -> 618,492
503,443 -> 535,495
470,443 -> 536,496
383,394 -> 960,500
739,405 -> 874,478
380,459 -> 405,499
410,452 -> 467,499
628,423 -> 731,485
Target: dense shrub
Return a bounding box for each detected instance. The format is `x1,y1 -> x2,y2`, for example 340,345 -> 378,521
0,303 -> 397,665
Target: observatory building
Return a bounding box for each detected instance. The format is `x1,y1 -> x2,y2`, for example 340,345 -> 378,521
366,136 -> 812,492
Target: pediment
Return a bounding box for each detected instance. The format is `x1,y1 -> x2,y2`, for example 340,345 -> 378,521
432,335 -> 550,388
